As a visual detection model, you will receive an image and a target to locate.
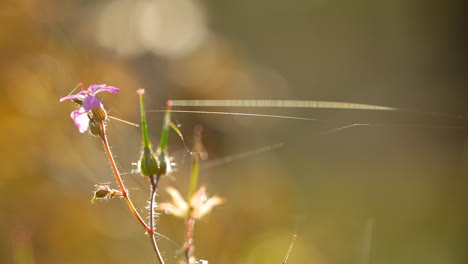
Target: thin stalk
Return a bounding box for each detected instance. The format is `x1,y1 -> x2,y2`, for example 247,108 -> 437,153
187,156 -> 199,201
184,126 -> 203,263
99,122 -> 150,232
282,235 -> 297,264
159,100 -> 172,152
184,217 -> 195,264
138,89 -> 152,149
188,126 -> 203,200
137,89 -> 166,264
149,174 -> 165,264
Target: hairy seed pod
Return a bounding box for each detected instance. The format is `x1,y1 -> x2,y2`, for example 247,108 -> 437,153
156,149 -> 169,176
139,147 -> 159,177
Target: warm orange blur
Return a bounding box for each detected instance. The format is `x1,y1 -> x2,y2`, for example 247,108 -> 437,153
1,0 -> 467,263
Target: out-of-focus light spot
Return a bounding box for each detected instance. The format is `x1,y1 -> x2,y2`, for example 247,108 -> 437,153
95,0 -> 208,59
136,0 -> 208,58
169,39 -> 251,96
97,0 -> 146,57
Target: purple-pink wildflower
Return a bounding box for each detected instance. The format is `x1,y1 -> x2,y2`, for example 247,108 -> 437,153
60,84 -> 119,133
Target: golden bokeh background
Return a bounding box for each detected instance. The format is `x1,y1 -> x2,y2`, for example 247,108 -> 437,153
1,0 -> 467,263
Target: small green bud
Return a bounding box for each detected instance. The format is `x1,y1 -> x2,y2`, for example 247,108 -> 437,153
88,118 -> 102,137
139,147 -> 159,176
91,107 -> 107,122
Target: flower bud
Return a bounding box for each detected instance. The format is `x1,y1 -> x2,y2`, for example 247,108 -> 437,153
91,107 -> 107,122
139,147 -> 159,176
88,118 -> 102,137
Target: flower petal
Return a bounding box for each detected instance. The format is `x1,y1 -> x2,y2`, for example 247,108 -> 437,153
166,187 -> 189,213
88,84 -> 120,94
59,91 -> 86,102
194,196 -> 224,219
190,186 -> 207,209
83,95 -> 101,111
97,86 -> 120,94
88,84 -> 107,93
158,203 -> 187,218
71,108 -> 89,133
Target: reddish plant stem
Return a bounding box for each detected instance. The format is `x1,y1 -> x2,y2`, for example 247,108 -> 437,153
99,122 -> 150,232
100,122 -> 165,264
184,216 -> 195,263
149,174 -> 165,264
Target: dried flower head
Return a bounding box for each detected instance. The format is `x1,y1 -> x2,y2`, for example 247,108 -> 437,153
60,84 -> 119,133
159,186 -> 224,219
91,185 -> 123,204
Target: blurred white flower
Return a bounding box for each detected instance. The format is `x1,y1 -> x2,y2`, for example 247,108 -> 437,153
159,186 -> 224,219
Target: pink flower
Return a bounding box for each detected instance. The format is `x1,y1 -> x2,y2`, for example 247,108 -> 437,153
60,84 -> 119,133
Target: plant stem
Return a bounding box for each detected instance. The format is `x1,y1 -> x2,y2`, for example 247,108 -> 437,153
100,123 -> 165,263
159,100 -> 172,152
138,89 -> 151,149
137,90 -> 166,264
183,126 -> 204,263
149,174 -> 165,264
99,122 -> 151,232
184,216 -> 195,264
187,155 -> 199,201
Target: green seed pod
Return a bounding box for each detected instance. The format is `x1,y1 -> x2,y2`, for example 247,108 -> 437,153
88,118 -> 102,137
157,149 -> 169,176
91,107 -> 107,122
156,148 -> 172,176
139,147 -> 159,177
